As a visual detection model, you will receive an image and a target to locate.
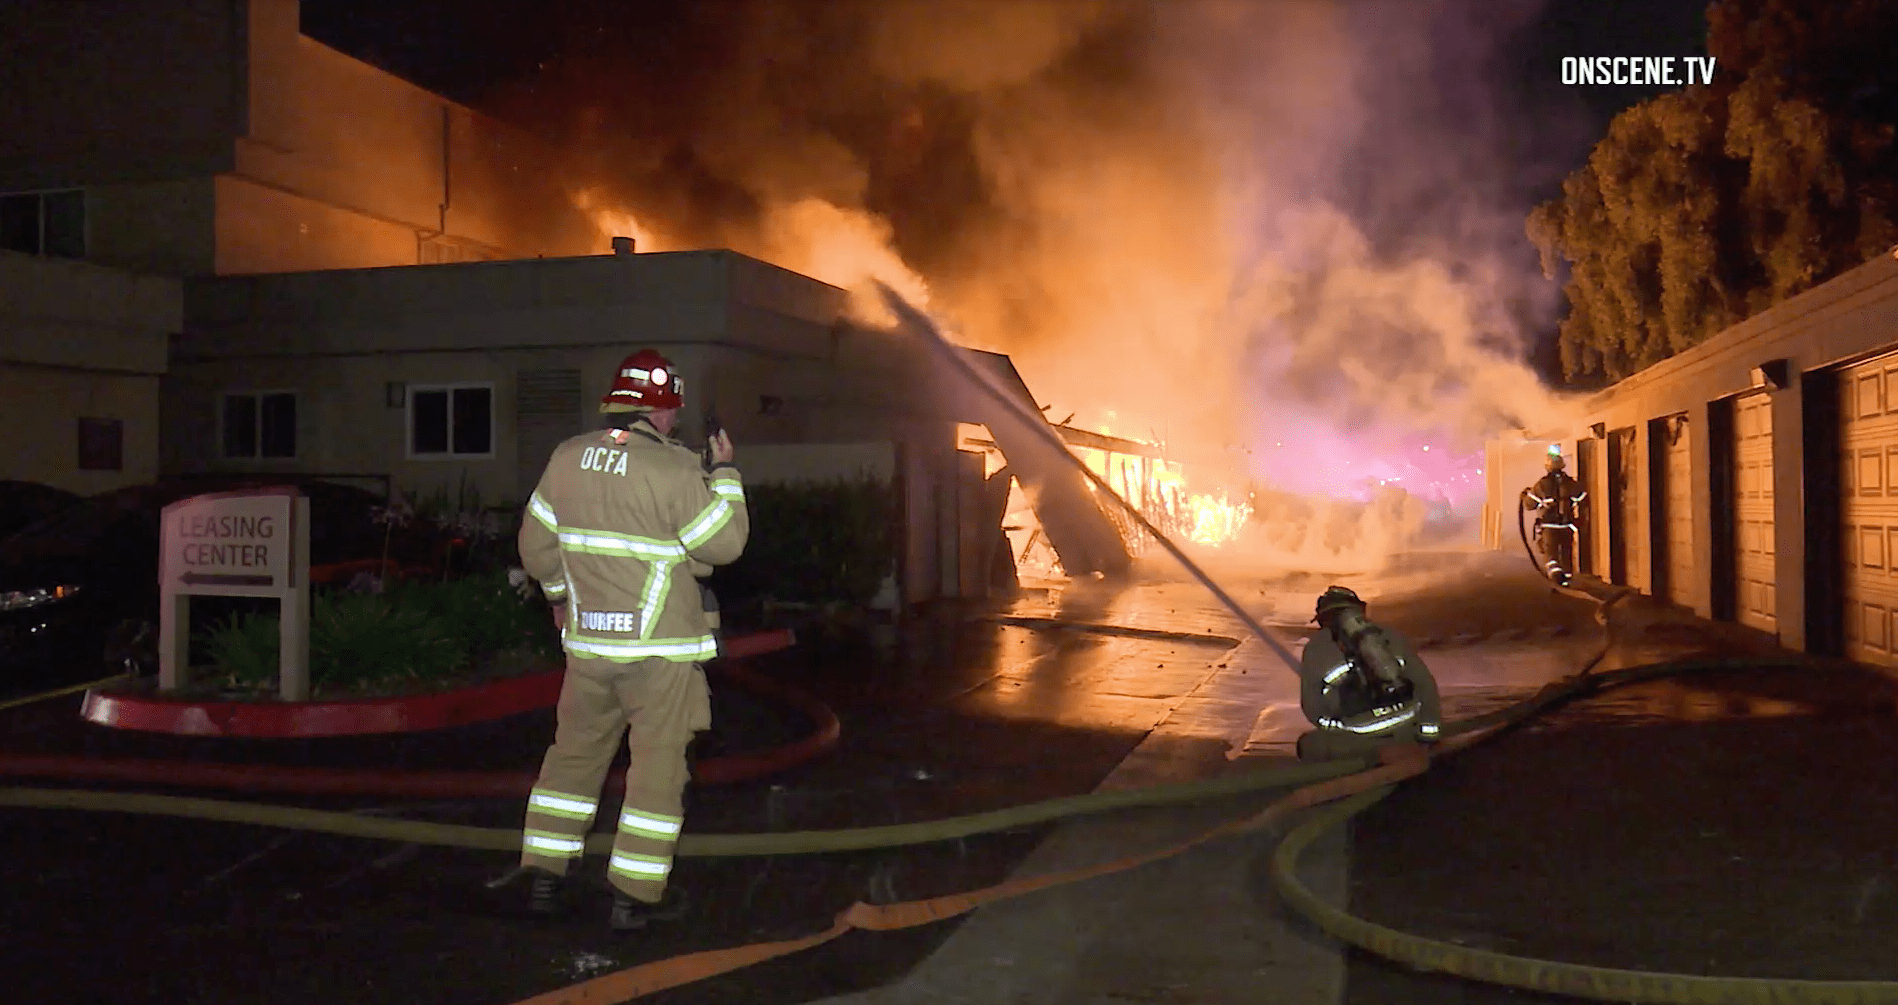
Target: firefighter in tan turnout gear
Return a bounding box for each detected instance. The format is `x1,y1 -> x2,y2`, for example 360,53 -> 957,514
1297,587 -> 1442,761
512,348 -> 746,931
1522,447 -> 1587,587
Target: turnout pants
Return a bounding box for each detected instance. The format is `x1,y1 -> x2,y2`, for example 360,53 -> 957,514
1536,524 -> 1576,578
520,655 -> 712,902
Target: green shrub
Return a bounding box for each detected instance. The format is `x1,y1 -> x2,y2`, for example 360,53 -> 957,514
710,475 -> 896,611
311,591 -> 468,691
199,610 -> 282,690
196,570 -> 561,695
390,568 -> 562,659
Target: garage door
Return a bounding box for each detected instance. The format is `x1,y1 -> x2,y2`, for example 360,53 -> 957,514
1842,352 -> 1898,667
1608,426 -> 1644,589
1662,415 -> 1694,607
1732,392 -> 1776,634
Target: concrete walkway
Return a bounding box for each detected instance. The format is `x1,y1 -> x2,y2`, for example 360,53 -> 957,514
820,553 -> 1607,1005
819,632 -> 1352,1005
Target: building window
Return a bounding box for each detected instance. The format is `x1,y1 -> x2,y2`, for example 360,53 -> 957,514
222,392 -> 297,459
409,384 -> 493,458
77,417 -> 123,471
0,189 -> 85,258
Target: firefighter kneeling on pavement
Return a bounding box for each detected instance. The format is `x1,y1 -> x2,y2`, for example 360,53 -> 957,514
1297,587 -> 1441,761
502,348 -> 747,932
1522,448 -> 1587,587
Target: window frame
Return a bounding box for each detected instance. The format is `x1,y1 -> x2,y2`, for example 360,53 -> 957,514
76,416 -> 125,472
0,187 -> 87,259
405,381 -> 496,460
218,389 -> 300,461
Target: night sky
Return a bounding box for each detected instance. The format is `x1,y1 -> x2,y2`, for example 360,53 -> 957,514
301,0 -> 1712,205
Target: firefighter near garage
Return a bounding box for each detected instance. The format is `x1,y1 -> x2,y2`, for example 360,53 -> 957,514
1296,586 -> 1441,761
1521,446 -> 1588,587
494,348 -> 747,932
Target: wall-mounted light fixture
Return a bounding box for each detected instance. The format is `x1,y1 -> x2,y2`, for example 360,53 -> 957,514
1749,358 -> 1788,391
386,381 -> 406,408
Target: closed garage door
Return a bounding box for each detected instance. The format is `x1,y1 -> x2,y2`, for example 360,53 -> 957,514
1842,352 -> 1898,667
1732,392 -> 1776,634
1662,415 -> 1693,607
1608,427 -> 1643,587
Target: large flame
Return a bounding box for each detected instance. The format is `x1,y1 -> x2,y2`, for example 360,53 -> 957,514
1186,489 -> 1252,547
572,186 -> 667,252
569,187 -> 932,326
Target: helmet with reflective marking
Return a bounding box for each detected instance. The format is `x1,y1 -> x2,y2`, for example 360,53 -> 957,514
600,349 -> 684,412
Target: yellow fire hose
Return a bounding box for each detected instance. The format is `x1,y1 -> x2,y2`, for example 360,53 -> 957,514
0,672 -> 127,713
5,653 -> 1890,1004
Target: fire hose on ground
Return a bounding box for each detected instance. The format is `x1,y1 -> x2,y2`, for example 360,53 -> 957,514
3,288 -> 1892,1002
3,651 -> 1880,1004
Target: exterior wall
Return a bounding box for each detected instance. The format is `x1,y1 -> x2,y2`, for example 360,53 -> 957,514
1489,250 -> 1898,655
740,444 -> 897,485
84,178 -> 220,277
214,174 -> 424,275
0,251 -> 179,493
0,0 -> 243,191
0,367 -> 162,494
164,348 -> 525,508
228,1 -> 598,272
182,251 -> 734,357
2,0 -> 597,276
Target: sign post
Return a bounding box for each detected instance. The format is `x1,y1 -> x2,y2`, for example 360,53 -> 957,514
158,486 -> 312,700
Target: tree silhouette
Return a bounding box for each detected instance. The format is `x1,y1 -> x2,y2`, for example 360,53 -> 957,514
1529,0 -> 1898,382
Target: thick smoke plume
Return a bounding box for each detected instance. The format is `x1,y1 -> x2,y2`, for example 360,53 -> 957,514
495,0 -> 1589,561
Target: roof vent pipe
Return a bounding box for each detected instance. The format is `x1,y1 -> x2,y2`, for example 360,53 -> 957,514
612,236 -> 636,257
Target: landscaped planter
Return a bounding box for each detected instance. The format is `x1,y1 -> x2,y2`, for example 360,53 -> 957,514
79,629 -> 797,739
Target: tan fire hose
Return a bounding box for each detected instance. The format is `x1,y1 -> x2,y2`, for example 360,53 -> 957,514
5,653 -> 1887,1005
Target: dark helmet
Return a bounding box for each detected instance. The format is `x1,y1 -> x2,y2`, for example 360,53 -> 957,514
1313,586 -> 1365,626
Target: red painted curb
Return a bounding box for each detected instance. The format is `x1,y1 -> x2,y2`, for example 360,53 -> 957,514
0,631 -> 841,794
78,629 -> 797,739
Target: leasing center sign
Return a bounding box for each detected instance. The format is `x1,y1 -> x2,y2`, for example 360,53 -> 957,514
158,486 -> 311,698
161,487 -> 301,596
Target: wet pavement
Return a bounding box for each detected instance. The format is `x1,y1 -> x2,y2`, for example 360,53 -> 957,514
5,547 -> 1894,1004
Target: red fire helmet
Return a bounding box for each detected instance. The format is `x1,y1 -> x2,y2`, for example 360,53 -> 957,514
600,348 -> 684,412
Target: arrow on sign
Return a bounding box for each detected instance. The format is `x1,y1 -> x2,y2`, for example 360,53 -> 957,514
180,572 -> 275,587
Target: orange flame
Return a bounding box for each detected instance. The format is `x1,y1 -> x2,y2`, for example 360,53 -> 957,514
571,186 -> 666,252
1185,490 -> 1251,547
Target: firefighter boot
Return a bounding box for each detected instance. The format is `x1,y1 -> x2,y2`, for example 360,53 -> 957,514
610,887 -> 689,932
528,867 -> 567,917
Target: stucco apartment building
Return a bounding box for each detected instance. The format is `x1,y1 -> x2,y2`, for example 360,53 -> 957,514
0,0 -> 596,277
0,0 -> 1133,600
1487,248 -> 1898,671
0,0 -> 597,492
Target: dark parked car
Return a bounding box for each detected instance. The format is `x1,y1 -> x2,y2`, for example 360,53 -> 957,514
0,478 -> 454,689
0,480 -> 81,541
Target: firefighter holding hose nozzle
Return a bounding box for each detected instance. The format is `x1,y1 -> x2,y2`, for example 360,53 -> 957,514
1297,587 -> 1441,761
1522,447 -> 1587,587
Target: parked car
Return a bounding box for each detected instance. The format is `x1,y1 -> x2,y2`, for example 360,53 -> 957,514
0,477 -> 456,689
0,481 -> 80,541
